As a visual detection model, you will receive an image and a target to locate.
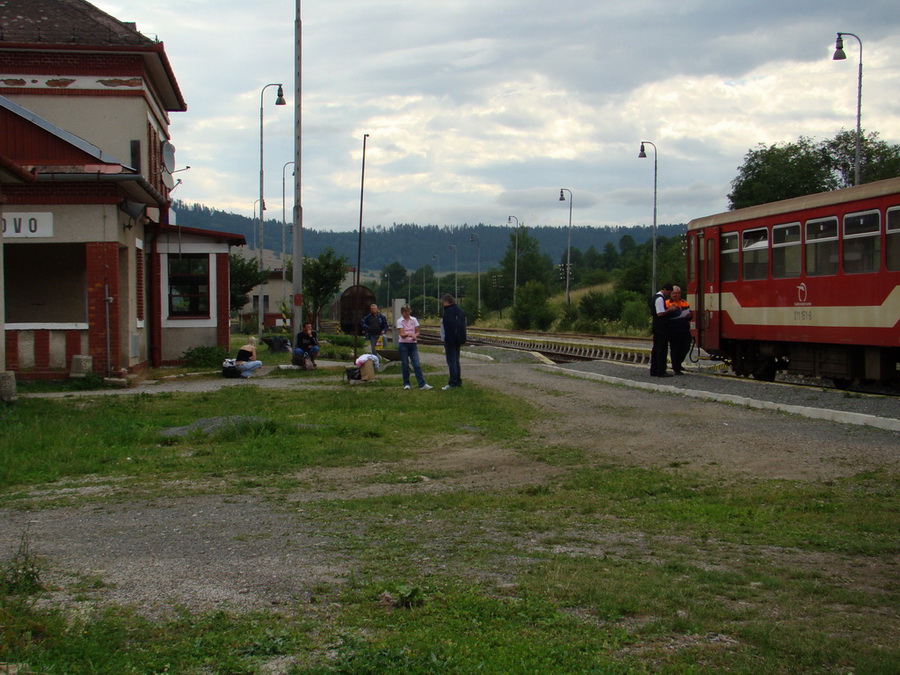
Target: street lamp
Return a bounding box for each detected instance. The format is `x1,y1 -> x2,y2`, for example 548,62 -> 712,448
447,244 -> 458,298
558,189 -> 573,304
833,32 -> 863,186
258,82 -> 287,336
507,216 -> 519,305
281,160 -> 295,298
638,141 -> 658,293
469,232 -> 481,315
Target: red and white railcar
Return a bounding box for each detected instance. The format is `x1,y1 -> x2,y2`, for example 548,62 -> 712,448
686,177 -> 900,384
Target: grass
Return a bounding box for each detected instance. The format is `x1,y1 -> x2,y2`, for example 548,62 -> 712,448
1,377 -> 898,673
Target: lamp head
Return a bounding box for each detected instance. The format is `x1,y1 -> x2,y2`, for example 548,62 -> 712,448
639,142 -> 647,158
275,85 -> 286,105
833,34 -> 846,60
559,189 -> 565,202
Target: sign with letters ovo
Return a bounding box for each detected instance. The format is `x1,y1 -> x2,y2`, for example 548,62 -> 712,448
1,212 -> 53,238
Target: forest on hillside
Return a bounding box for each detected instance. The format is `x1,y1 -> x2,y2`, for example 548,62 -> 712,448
172,200 -> 685,273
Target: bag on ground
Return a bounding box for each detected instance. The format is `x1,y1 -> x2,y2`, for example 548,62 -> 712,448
345,367 -> 361,382
221,358 -> 241,378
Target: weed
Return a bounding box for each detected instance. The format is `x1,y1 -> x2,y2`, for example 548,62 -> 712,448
1,527 -> 43,595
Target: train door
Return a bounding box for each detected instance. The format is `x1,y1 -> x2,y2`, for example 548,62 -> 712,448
699,228 -> 721,352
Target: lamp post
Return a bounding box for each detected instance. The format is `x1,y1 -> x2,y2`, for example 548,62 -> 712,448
507,216 -> 519,305
383,271 -> 390,306
558,189 -> 573,304
432,254 -> 440,305
355,134 -> 369,289
469,232 -> 481,315
281,160 -> 295,299
258,82 -> 287,336
833,32 -> 863,186
422,266 -> 426,316
447,244 -> 458,298
638,141 -> 658,293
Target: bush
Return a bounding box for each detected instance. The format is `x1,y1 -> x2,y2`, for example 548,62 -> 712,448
181,345 -> 229,368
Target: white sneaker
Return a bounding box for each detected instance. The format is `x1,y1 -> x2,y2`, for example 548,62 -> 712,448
442,385 -> 452,390
403,385 -> 411,390
420,384 -> 432,390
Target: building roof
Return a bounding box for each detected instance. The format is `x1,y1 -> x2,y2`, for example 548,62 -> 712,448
0,0 -> 187,111
0,0 -> 154,47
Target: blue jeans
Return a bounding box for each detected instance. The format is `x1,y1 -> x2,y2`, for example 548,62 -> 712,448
237,360 -> 263,378
294,346 -> 319,360
444,343 -> 462,387
399,342 -> 426,388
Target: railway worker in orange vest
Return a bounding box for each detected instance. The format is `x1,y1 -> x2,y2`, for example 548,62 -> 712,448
666,285 -> 692,375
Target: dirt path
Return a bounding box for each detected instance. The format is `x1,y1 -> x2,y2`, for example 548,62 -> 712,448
2,355 -> 897,617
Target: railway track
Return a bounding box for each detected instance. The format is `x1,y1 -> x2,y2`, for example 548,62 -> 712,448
417,327 -> 899,397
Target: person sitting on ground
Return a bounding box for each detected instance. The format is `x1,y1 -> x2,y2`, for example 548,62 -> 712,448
293,322 -> 320,369
235,336 -> 263,379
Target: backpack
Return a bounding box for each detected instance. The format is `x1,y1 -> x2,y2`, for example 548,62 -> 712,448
345,367 -> 361,382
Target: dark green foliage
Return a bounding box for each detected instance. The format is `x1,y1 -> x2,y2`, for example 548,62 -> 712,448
229,252 -> 269,312
181,344 -> 229,368
728,129 -> 900,209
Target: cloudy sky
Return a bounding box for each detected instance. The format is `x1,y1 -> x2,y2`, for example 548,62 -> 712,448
93,0 -> 900,233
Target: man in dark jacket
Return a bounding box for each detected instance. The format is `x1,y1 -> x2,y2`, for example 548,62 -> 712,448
359,303 -> 388,354
440,294 -> 467,389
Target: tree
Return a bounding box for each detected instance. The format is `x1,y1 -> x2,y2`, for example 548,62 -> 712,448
728,137 -> 836,210
229,252 -> 269,312
302,247 -> 348,325
728,130 -> 900,210
824,129 -> 900,188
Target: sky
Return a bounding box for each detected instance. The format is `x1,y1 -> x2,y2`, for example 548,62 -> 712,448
92,0 -> 900,234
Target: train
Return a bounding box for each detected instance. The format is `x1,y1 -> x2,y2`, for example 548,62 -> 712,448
686,176 -> 900,386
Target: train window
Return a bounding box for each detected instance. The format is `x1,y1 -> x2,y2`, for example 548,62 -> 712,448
742,228 -> 769,280
805,217 -> 838,276
772,222 -> 801,279
721,232 -> 739,282
706,237 -> 715,283
843,210 -> 880,274
887,207 -> 900,271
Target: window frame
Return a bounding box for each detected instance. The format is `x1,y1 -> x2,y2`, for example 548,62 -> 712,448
842,209 -> 881,275
167,253 -> 211,318
887,206 -> 900,272
720,231 -> 739,283
805,216 -> 839,277
771,222 -> 801,279
741,227 -> 769,281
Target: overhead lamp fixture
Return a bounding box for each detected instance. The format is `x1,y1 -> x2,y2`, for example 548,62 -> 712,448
832,34 -> 846,60
638,143 -> 647,158
275,85 -> 287,105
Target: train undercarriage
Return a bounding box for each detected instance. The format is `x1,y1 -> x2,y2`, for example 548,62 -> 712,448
715,340 -> 900,387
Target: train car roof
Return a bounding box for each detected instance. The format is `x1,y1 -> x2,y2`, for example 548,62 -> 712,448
687,176 -> 900,231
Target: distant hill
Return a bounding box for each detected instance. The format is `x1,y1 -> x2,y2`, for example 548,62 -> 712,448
172,200 -> 685,273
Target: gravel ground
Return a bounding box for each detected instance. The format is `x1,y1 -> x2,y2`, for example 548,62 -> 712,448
2,349 -> 898,620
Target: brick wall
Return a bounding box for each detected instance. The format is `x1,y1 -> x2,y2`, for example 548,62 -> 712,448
85,242 -> 121,375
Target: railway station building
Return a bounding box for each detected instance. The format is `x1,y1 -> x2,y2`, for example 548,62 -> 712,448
0,0 -> 245,387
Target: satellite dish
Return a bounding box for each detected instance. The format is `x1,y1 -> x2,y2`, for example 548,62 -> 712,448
161,171 -> 175,189
161,141 -> 176,174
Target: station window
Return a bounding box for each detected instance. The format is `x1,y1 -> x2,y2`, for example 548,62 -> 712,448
842,210 -> 880,274
805,217 -> 838,276
888,207 -> 900,271
720,232 -> 739,282
772,222 -> 801,279
168,253 -> 210,317
742,227 -> 769,280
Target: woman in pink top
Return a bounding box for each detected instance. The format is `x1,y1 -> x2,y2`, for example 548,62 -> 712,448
396,305 -> 432,390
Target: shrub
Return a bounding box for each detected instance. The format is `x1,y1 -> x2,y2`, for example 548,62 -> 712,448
181,345 -> 229,368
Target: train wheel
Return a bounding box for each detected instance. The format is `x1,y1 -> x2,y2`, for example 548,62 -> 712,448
751,357 -> 777,382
